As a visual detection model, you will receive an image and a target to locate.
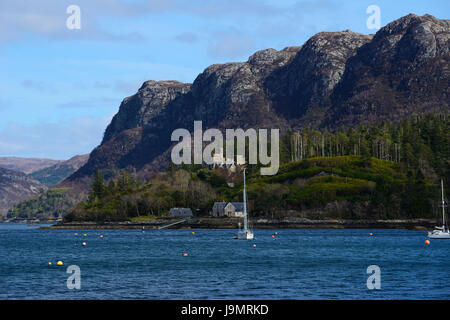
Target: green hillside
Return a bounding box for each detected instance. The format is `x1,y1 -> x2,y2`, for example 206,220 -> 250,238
7,188 -> 76,220
63,154 -> 442,222
9,112 -> 449,222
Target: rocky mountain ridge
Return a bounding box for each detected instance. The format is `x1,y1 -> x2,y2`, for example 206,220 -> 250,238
61,14 -> 449,190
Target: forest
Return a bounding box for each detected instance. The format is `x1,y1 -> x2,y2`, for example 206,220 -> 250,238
59,112 -> 449,222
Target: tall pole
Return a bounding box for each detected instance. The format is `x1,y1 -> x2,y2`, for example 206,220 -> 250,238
441,179 -> 445,228
243,169 -> 248,231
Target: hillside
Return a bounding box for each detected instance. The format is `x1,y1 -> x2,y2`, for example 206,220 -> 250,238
29,154 -> 89,187
9,111 -> 448,221
0,157 -> 61,174
63,113 -> 449,222
60,14 -> 449,193
63,155 -> 442,223
6,188 -> 79,220
0,167 -> 46,217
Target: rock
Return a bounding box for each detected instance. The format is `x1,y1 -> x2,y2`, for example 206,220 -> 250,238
103,80 -> 191,142
59,14 -> 449,193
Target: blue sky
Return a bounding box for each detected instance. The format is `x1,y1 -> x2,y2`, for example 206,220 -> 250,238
0,0 -> 448,159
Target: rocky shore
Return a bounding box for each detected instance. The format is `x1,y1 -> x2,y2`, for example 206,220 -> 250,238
39,217 -> 437,230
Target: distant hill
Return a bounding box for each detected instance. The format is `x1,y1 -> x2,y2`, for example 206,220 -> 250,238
0,167 -> 46,217
7,188 -> 79,220
29,154 -> 89,187
0,157 -> 61,174
0,154 -> 88,217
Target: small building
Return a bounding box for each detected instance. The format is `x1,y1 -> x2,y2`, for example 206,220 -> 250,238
212,202 -> 244,217
169,208 -> 193,218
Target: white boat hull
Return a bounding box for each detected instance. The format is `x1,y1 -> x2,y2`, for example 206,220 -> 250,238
428,180 -> 449,239
237,229 -> 254,240
428,231 -> 450,239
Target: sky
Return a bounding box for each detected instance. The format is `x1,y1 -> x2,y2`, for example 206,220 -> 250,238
0,0 -> 448,160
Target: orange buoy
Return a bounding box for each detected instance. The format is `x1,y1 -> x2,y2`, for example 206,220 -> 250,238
271,235 -> 275,238
425,240 -> 430,245
369,233 -> 373,236
252,244 -> 256,247
182,253 -> 188,257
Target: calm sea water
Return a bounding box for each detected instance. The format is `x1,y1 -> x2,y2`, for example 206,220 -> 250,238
0,223 -> 449,300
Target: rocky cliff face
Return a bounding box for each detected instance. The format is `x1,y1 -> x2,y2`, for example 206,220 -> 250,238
0,167 -> 46,217
328,14 -> 450,127
61,14 -> 449,189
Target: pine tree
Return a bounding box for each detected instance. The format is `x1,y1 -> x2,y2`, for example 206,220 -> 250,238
91,169 -> 106,201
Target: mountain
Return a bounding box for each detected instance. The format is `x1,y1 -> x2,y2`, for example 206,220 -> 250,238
60,14 -> 449,192
0,157 -> 61,174
29,154 -> 89,187
0,167 -> 46,217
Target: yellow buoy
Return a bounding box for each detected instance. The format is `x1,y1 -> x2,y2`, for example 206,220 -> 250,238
99,235 -> 103,238
369,233 -> 373,236
83,234 -> 87,236
74,233 -> 78,236
57,261 -> 63,266
192,232 -> 195,235
48,262 -> 52,266
275,232 -> 278,235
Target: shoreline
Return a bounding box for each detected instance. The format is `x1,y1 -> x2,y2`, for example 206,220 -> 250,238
36,217 -> 437,230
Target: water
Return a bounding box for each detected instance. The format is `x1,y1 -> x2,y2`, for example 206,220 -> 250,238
0,223 -> 449,299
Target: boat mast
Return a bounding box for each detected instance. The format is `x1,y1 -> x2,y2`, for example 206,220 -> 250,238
243,169 -> 248,231
441,179 -> 445,228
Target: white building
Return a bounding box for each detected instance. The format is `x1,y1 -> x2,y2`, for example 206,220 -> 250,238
211,148 -> 244,172
212,202 -> 244,217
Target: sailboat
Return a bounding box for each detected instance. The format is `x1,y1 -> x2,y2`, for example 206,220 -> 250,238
428,179 -> 450,239
236,168 -> 254,240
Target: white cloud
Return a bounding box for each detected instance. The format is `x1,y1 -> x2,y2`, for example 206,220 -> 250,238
0,0 -> 154,46
0,114 -> 114,160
